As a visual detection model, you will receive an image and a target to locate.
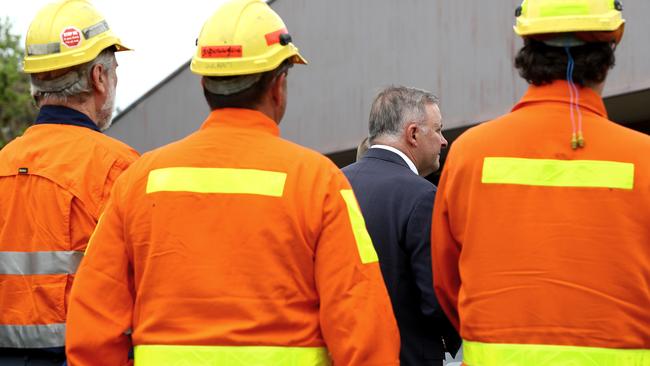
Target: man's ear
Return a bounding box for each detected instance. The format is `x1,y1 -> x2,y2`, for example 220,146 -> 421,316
270,73 -> 286,106
405,122 -> 419,147
91,63 -> 108,95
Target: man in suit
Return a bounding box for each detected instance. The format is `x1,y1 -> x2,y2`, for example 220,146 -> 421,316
343,86 -> 460,366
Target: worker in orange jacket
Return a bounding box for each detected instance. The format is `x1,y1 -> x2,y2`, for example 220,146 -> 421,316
65,1 -> 400,365
431,0 -> 650,365
0,1 -> 139,365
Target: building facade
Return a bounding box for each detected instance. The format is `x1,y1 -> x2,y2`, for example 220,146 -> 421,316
108,0 -> 650,170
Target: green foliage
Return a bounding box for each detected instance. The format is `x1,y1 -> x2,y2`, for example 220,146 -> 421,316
0,17 -> 36,148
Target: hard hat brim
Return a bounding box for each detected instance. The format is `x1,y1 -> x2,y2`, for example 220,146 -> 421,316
24,36 -> 133,74
191,45 -> 307,77
114,43 -> 132,52
290,52 -> 308,65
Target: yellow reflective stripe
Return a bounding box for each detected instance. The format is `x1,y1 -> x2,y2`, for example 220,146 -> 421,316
340,189 -> 378,264
540,3 -> 590,17
482,157 -> 634,189
464,340 -> 650,366
146,167 -> 287,197
134,345 -> 331,366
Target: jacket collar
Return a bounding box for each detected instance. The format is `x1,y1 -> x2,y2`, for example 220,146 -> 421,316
363,147 -> 413,171
201,108 -> 280,136
512,80 -> 608,118
34,105 -> 100,132
369,145 -> 418,175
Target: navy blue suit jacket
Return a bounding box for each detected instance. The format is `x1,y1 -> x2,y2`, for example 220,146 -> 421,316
342,148 -> 460,365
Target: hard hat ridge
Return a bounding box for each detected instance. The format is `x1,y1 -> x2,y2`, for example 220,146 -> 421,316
513,0 -> 625,45
23,0 -> 131,74
191,0 -> 307,77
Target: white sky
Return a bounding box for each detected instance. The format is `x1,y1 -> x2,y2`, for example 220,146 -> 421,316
5,0 -> 229,111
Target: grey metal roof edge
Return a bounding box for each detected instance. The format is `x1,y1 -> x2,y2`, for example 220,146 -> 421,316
112,59 -> 191,125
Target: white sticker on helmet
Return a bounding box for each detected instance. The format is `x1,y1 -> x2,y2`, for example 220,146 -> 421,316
61,27 -> 82,48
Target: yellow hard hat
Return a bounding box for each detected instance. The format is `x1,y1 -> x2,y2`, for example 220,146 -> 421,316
191,0 -> 307,77
23,0 -> 130,74
514,0 -> 625,42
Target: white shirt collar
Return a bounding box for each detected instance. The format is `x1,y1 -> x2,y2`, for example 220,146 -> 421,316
370,145 -> 419,175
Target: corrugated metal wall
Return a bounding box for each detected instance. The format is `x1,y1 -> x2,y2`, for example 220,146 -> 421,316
109,0 -> 650,154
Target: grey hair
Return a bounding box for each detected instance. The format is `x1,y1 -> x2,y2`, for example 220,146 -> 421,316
368,86 -> 439,143
30,48 -> 115,105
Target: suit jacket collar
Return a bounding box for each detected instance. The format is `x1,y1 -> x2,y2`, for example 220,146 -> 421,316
363,147 -> 416,174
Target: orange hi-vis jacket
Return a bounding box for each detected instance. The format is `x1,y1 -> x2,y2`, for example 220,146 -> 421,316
65,108 -> 400,366
0,105 -> 139,349
432,81 -> 650,365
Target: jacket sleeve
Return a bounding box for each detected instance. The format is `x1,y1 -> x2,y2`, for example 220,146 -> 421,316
66,177 -> 134,366
314,167 -> 400,366
98,152 -> 139,216
405,188 -> 440,317
431,164 -> 462,332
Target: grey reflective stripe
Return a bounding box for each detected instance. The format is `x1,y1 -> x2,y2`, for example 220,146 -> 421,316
25,20 -> 108,56
83,20 -> 109,40
0,323 -> 65,348
27,42 -> 61,56
0,251 -> 84,275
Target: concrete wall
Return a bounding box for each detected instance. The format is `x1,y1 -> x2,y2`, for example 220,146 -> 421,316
109,0 -> 650,154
